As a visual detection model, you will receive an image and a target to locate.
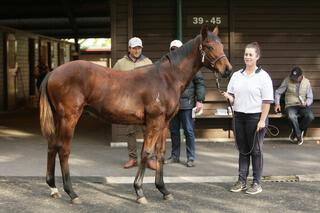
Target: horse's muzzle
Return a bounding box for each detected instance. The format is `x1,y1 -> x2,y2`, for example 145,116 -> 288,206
222,69 -> 233,79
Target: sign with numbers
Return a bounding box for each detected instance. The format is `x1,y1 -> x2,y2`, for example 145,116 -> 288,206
187,15 -> 227,27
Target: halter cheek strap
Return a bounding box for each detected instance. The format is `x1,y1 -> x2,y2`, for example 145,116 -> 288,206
199,44 -> 227,69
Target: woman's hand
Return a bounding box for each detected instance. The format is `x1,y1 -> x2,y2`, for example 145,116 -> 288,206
256,120 -> 266,132
222,92 -> 234,103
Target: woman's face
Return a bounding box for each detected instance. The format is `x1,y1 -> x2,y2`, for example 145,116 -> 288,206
244,47 -> 259,67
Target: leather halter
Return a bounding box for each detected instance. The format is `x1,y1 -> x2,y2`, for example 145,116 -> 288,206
199,44 -> 226,70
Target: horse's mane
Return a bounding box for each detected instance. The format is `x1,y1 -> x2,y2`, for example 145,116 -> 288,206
158,37 -> 197,72
157,31 -> 220,72
166,39 -> 195,66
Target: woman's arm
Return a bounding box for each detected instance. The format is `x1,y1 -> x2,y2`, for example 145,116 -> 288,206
257,103 -> 270,131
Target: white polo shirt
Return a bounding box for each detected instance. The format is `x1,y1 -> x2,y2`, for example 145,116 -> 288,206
227,67 -> 274,113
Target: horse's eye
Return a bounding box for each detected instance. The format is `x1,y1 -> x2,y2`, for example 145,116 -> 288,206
207,46 -> 214,51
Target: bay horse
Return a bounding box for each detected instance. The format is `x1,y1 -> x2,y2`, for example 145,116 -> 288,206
39,25 -> 232,204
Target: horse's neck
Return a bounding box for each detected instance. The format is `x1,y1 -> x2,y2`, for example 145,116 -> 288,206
169,37 -> 202,92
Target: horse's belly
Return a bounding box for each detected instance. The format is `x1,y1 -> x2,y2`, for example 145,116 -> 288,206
101,108 -> 145,125
109,114 -> 144,125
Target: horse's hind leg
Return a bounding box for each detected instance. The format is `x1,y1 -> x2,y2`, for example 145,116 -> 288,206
46,140 -> 60,198
57,113 -> 82,204
155,127 -> 173,200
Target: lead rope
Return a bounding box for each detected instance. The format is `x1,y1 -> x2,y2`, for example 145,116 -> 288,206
215,74 -> 279,155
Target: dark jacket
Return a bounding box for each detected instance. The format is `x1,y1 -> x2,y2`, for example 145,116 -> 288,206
179,71 -> 206,109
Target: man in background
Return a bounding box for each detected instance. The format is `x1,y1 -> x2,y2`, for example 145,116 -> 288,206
113,37 -> 156,169
274,66 -> 314,145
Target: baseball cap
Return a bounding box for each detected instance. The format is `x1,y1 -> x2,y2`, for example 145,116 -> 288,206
128,37 -> 143,48
290,66 -> 303,80
170,40 -> 183,49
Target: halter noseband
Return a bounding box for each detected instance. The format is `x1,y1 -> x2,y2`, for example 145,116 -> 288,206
199,44 -> 227,70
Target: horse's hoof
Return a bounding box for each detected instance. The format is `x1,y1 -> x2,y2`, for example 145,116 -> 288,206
163,194 -> 174,200
71,197 -> 82,204
137,196 -> 148,204
50,192 -> 61,199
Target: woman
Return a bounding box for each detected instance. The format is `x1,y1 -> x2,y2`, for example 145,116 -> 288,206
223,42 -> 273,194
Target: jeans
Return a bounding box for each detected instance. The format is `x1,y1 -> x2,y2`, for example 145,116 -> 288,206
169,109 -> 195,161
234,111 -> 267,184
286,106 -> 314,138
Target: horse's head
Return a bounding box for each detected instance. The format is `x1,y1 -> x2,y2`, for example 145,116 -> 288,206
199,25 -> 232,78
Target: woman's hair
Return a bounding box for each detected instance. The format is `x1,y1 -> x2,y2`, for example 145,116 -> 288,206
245,42 -> 261,57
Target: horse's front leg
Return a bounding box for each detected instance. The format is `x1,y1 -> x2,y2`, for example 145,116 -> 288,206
155,127 -> 173,200
134,150 -> 153,204
134,120 -> 161,204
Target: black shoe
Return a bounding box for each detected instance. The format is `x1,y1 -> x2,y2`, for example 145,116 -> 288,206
186,160 -> 195,167
164,157 -> 180,164
297,131 -> 304,145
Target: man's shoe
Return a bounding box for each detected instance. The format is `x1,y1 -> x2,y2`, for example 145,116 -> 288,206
186,160 -> 195,167
246,183 -> 262,195
164,157 -> 180,164
230,181 -> 247,192
123,159 -> 137,169
297,131 -> 304,145
289,129 -> 297,142
147,160 -> 157,170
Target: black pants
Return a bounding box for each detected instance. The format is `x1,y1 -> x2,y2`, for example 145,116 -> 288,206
234,111 -> 267,184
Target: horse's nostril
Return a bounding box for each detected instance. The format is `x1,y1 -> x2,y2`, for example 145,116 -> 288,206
222,69 -> 232,78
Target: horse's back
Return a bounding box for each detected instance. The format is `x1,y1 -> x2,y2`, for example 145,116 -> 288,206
51,60 -> 110,78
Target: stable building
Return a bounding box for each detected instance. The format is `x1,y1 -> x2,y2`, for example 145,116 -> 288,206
0,0 -> 319,140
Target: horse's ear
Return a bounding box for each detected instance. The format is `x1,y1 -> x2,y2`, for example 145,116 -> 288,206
212,26 -> 219,36
200,24 -> 208,41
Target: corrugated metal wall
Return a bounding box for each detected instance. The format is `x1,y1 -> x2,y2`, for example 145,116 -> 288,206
110,0 -> 320,139
231,0 -> 320,114
111,0 -> 131,62
228,0 -> 320,138
133,0 -> 176,61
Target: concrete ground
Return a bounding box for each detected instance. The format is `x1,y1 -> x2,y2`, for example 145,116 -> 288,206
0,179 -> 319,213
1,109 -> 320,212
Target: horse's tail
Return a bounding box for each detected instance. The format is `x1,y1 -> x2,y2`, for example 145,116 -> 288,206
39,73 -> 55,139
